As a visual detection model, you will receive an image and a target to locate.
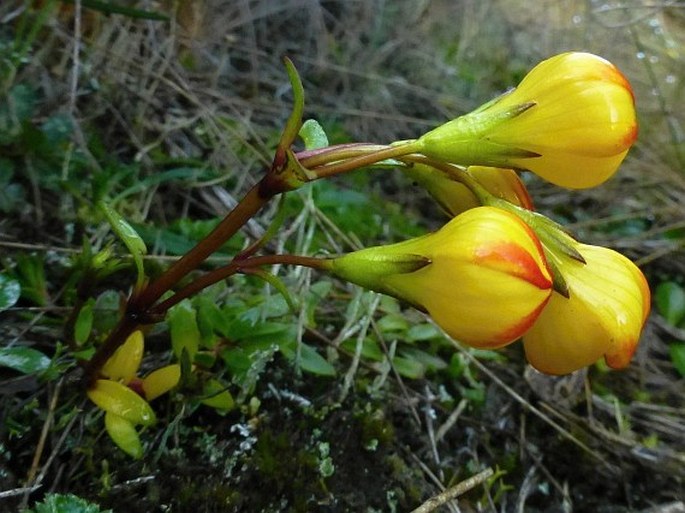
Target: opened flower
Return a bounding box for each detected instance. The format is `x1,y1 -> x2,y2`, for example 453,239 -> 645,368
87,330 -> 180,458
404,163 -> 533,217
411,52 -> 637,189
327,206 -> 553,348
523,242 -> 650,375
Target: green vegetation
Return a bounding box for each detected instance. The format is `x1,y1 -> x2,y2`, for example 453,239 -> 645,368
2,1 -> 684,512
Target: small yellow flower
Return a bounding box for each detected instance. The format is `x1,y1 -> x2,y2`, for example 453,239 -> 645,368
414,52 -> 638,189
328,206 -> 553,348
87,331 -> 180,458
404,164 -> 533,217
523,243 -> 650,375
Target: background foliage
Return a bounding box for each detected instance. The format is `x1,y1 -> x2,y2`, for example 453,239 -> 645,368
1,1 -> 684,512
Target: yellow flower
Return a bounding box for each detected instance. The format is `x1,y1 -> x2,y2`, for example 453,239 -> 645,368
328,206 -> 553,348
413,52 -> 638,189
522,243 -> 650,375
87,331 -> 180,458
404,164 -> 533,217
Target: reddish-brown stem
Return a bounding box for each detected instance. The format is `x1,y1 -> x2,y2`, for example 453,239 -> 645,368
295,142 -> 376,162
297,143 -> 390,167
82,311 -> 142,386
150,254 -> 329,315
84,141 -> 419,385
130,181 -> 273,312
84,180 -> 275,385
301,142 -> 419,178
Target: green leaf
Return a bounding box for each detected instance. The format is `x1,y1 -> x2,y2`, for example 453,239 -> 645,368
340,336 -> 384,362
0,346 -> 51,374
98,200 -> 147,290
195,295 -> 230,343
104,412 -> 143,459
276,57 -> 305,153
222,343 -> 278,400
23,493 -> 112,513
248,269 -> 297,314
14,254 -> 47,306
655,281 -> 685,327
670,343 -> 685,378
299,119 -> 329,150
74,298 -> 95,345
406,323 -> 443,342
281,340 -> 336,376
200,379 -> 235,412
168,301 -> 201,362
391,356 -> 425,379
376,313 -> 410,334
400,347 -> 448,372
0,273 -> 21,311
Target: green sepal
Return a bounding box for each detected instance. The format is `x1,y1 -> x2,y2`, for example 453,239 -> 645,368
329,252 -> 431,295
273,58 -> 305,167
544,250 -> 570,299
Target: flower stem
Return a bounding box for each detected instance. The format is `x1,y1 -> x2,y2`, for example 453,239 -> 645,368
130,181 -> 273,312
84,179 -> 276,386
300,141 -> 419,179
149,254 -> 331,315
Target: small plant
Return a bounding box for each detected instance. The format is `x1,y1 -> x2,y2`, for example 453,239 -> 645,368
22,493 -> 111,513
65,52 -> 650,456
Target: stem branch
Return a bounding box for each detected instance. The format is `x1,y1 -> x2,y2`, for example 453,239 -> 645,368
150,254 -> 330,315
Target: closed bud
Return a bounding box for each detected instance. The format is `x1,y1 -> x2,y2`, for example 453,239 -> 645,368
405,164 -> 533,216
523,243 -> 650,375
329,206 -> 553,348
415,52 -> 638,189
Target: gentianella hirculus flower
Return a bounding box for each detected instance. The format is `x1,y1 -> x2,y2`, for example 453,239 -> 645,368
522,243 -> 650,375
412,52 -> 638,189
87,330 -> 180,458
327,206 -> 553,348
404,164 -> 533,217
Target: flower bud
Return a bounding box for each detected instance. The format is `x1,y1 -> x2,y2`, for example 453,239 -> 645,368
523,243 -> 650,375
404,164 -> 533,216
415,52 -> 638,189
329,206 -> 553,348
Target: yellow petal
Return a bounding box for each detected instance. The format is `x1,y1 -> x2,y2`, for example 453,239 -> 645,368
104,411 -> 143,459
101,330 -> 144,384
87,379 -> 156,426
523,243 -> 650,375
404,164 -> 533,217
331,207 -> 552,348
142,364 -> 181,401
416,52 -> 637,189
468,166 -> 533,210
